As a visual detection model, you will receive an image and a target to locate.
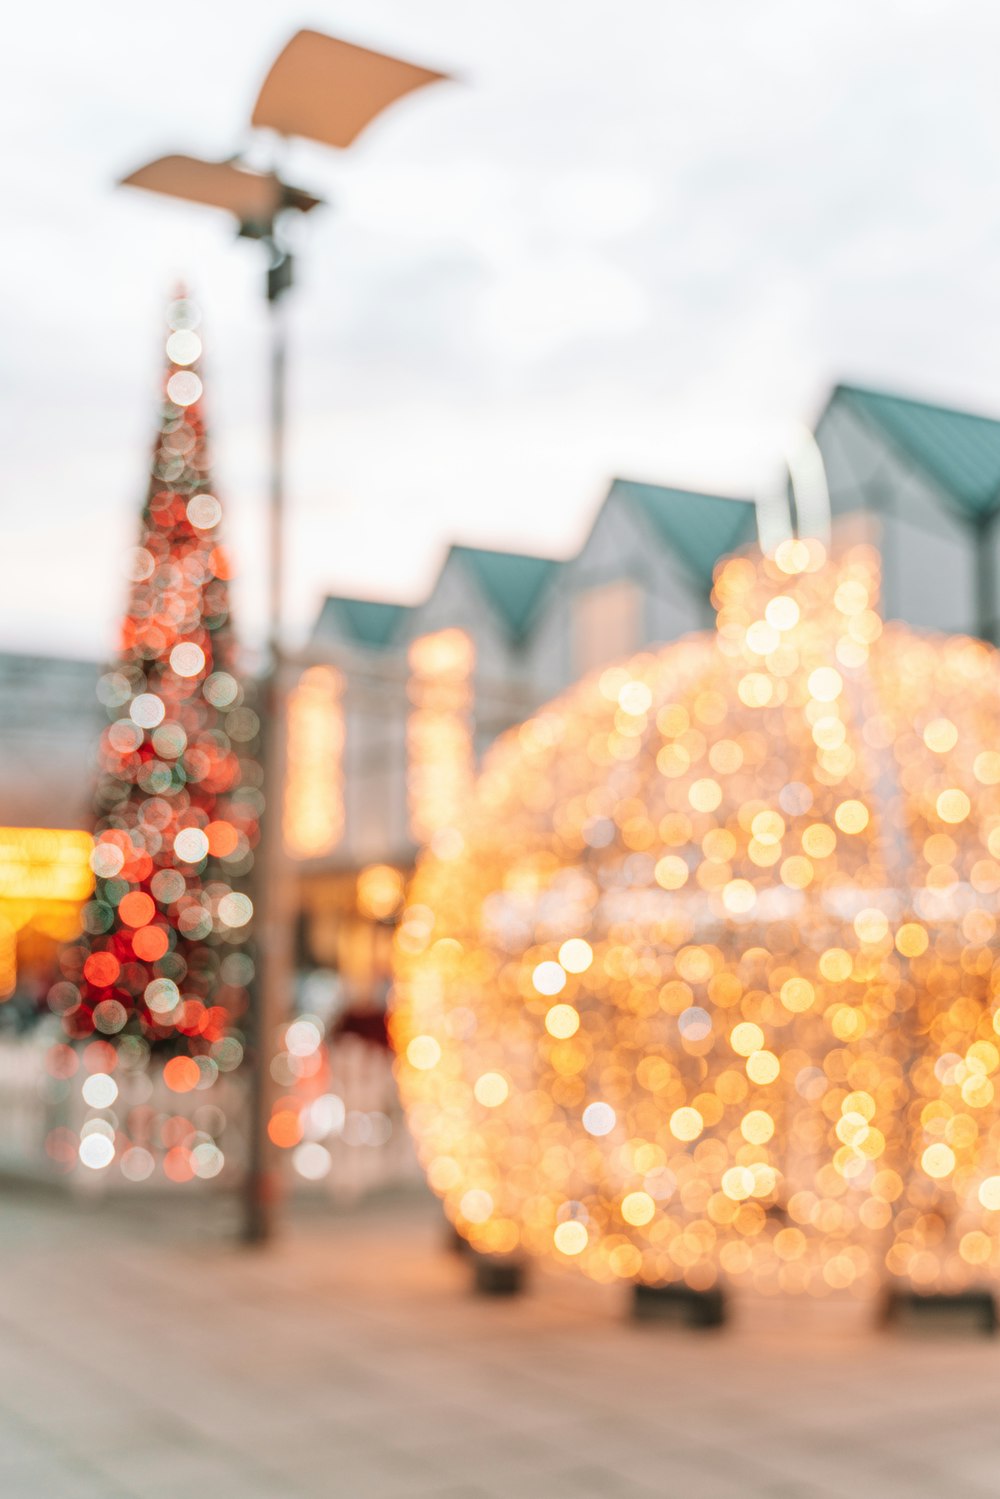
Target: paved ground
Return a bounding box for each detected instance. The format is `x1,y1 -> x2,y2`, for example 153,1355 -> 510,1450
1,1185 -> 1000,1498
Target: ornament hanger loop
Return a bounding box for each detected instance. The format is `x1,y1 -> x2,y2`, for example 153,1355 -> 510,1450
755,423 -> 832,553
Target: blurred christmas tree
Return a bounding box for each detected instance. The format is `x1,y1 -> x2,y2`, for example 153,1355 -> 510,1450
49,292 -> 262,1179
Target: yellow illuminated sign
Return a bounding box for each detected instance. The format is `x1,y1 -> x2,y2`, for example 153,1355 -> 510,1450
0,828 -> 94,996
0,828 -> 94,903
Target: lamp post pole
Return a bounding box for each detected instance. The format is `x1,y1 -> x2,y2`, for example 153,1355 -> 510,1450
267,242 -> 291,654
242,235 -> 296,1243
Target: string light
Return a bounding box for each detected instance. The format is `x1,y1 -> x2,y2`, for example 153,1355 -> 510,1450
393,540 -> 1000,1298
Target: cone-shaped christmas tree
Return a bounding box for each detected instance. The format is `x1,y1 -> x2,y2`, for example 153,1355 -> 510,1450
50,292 -> 261,1175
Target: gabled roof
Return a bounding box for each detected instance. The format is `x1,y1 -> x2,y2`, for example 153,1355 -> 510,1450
449,544 -> 561,642
834,384 -> 1000,522
313,595 -> 409,648
609,478 -> 758,587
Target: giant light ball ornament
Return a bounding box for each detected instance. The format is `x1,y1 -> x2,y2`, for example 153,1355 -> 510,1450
392,540 -> 1000,1298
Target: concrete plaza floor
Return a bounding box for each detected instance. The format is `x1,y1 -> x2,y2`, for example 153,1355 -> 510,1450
1,1185 -> 1000,1498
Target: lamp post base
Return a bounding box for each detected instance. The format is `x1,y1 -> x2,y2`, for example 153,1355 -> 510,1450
632,1282 -> 726,1328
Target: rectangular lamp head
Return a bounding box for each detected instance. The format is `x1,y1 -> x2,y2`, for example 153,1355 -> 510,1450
252,29 -> 449,150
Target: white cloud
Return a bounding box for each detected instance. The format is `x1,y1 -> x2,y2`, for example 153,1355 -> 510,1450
3,0 -> 1000,658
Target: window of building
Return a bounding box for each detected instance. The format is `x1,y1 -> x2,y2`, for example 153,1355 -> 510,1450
574,580 -> 642,677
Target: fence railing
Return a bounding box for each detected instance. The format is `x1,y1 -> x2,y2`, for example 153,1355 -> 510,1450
0,1032 -> 422,1201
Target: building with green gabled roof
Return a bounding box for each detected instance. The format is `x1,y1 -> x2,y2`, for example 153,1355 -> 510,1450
609,479 -> 759,589
313,595 -> 410,650
311,548 -> 561,660
447,545 -> 561,644
305,475 -> 759,868
815,383 -> 1000,640
310,479 -> 757,696
523,477 -> 757,697
830,385 -> 1000,523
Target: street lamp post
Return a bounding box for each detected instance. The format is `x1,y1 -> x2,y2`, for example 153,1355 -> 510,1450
120,29 -> 450,1243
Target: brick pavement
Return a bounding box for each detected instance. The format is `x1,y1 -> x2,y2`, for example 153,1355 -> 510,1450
0,1185 -> 998,1498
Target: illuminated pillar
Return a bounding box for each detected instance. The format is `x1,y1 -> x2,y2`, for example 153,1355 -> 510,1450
283,666 -> 345,858
406,629 -> 475,844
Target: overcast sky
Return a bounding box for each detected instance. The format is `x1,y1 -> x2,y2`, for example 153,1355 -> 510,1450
4,1 -> 1000,661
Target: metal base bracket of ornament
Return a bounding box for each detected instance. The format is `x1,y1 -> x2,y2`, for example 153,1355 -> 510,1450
882,1287 -> 998,1336
472,1255 -> 527,1297
632,1282 -> 727,1329
445,1223 -> 472,1258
